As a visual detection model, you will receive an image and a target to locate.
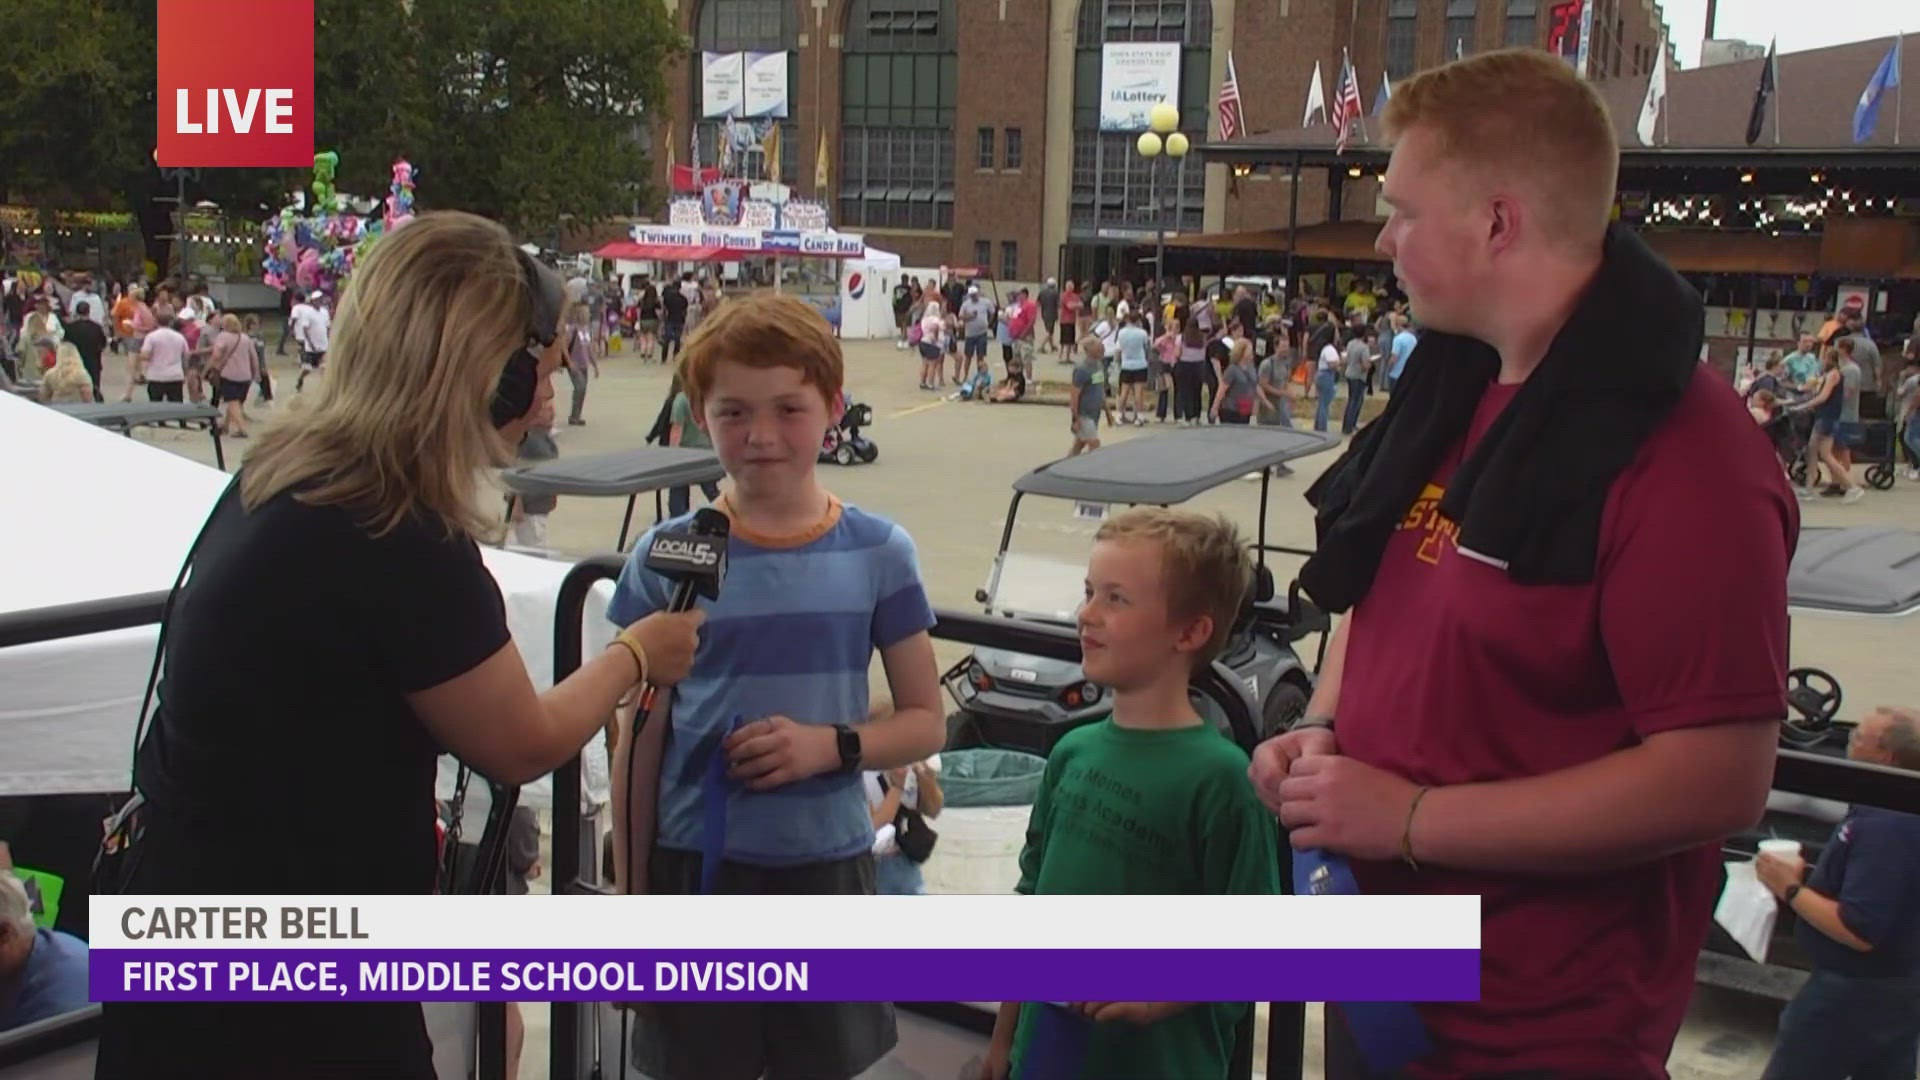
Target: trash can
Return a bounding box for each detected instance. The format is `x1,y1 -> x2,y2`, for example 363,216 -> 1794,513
921,749 -> 1047,896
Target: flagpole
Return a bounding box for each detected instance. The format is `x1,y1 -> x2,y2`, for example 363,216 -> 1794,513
1773,42 -> 1782,145
1897,32 -> 1904,146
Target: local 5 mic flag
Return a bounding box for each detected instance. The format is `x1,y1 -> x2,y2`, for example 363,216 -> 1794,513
157,0 -> 315,168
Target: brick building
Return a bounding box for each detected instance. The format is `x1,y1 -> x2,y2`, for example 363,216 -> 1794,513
646,0 -> 1668,283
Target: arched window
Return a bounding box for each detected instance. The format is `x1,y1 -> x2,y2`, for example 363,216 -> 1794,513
1070,0 -> 1211,240
839,0 -> 957,231
692,0 -> 800,186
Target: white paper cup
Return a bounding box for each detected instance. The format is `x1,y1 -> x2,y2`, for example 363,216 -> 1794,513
1757,839 -> 1802,859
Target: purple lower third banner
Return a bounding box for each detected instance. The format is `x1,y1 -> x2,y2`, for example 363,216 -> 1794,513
93,949 -> 1480,1003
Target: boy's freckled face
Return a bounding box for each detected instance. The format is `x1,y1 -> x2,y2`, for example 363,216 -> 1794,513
1078,539 -> 1190,690
699,360 -> 834,487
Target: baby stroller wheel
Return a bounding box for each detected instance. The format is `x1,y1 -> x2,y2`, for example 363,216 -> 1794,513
1865,463 -> 1895,490
856,441 -> 878,463
835,441 -> 858,466
1788,459 -> 1809,486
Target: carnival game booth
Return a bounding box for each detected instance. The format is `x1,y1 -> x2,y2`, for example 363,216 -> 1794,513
0,391 -> 620,1078
592,222 -> 868,299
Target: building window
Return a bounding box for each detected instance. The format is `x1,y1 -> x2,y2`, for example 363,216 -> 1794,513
1445,0 -> 1476,59
1004,127 -> 1022,170
1071,0 -> 1212,239
977,127 -> 996,170
1385,0 -> 1418,79
1503,0 -> 1536,48
840,0 -> 957,231
691,0 -> 800,186
974,239 -> 991,270
1001,241 -> 1018,281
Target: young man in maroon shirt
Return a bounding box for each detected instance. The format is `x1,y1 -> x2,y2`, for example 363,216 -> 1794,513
1250,51 -> 1799,1079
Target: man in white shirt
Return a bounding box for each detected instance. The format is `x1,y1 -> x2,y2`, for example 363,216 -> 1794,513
1314,333 -> 1343,433
69,277 -> 105,329
292,291 -> 331,391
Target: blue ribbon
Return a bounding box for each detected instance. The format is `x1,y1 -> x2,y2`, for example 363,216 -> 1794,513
1013,1003 -> 1092,1080
1293,848 -> 1434,1077
698,716 -> 748,895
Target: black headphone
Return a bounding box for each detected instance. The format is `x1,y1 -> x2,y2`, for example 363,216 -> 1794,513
490,249 -> 567,428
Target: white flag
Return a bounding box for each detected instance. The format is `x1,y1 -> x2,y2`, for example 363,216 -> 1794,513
1636,35 -> 1668,145
1303,61 -> 1328,126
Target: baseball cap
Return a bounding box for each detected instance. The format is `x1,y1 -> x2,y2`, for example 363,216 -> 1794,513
968,285 -> 980,295
310,291 -> 326,302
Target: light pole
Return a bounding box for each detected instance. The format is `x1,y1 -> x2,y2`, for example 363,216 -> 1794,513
154,149 -> 197,283
1135,101 -> 1188,300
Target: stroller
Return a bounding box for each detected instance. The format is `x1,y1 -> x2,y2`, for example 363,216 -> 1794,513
820,396 -> 878,465
1762,407 -> 1813,485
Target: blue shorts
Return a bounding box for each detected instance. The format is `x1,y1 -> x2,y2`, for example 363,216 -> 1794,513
1836,421 -> 1864,448
1813,414 -> 1838,437
964,334 -> 988,359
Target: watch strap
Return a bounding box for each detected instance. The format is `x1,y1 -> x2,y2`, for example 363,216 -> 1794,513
1783,883 -> 1804,906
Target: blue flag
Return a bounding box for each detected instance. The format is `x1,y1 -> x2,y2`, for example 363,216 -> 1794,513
1853,39 -> 1902,143
1373,72 -> 1391,117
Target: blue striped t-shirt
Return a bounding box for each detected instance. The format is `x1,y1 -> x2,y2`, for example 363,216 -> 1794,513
606,498 -> 936,867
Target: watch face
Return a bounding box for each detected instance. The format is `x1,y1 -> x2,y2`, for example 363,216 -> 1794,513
837,726 -> 861,767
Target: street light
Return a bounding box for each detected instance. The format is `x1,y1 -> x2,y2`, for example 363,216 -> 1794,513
153,148 -> 198,282
1135,101 -> 1188,301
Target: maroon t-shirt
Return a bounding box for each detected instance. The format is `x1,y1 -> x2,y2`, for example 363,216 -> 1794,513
1339,367 -> 1798,1078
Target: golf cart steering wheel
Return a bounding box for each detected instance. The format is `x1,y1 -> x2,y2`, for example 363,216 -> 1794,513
1780,667 -> 1843,749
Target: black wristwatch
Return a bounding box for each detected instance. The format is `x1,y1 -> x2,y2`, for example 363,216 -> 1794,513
833,724 -> 863,773
1783,884 -> 1804,907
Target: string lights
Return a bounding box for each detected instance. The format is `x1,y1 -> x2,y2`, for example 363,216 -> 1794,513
1640,186 -> 1886,232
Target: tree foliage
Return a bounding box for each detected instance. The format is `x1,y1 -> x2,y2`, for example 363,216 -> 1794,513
0,0 -> 681,256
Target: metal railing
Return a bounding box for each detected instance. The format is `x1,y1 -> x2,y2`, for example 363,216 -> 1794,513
4,564 -> 1920,1078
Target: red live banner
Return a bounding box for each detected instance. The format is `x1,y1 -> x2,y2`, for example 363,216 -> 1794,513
156,0 -> 315,168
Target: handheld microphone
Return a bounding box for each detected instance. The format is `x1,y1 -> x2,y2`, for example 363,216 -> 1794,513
634,506 -> 730,713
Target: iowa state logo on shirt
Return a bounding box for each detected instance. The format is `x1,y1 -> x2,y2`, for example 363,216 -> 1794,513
1399,483 -> 1462,565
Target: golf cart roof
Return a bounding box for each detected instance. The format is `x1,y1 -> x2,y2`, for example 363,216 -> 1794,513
501,446 -> 725,498
1788,526 -> 1920,617
53,402 -> 218,428
1012,427 -> 1340,505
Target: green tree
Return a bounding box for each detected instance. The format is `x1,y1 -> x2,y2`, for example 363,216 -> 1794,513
0,0 -> 679,267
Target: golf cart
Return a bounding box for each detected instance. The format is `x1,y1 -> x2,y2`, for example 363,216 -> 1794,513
943,426 -> 1341,756
1700,525 -> 1920,993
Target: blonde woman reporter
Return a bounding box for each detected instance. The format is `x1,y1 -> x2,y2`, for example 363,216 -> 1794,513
94,212 -> 703,1079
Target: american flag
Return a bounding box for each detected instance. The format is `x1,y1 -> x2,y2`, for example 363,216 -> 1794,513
1334,52 -> 1365,153
1217,52 -> 1247,141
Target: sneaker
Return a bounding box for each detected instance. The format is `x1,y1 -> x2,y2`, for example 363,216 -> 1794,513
1819,486 -> 1844,498
1842,487 -> 1865,504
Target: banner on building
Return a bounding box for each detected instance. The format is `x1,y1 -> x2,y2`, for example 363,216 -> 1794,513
1099,42 -> 1182,131
702,52 -> 744,118
743,52 -> 789,118
703,50 -> 789,118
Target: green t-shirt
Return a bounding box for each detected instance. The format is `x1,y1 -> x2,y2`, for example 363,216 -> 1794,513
1011,719 -> 1281,1080
668,392 -> 710,449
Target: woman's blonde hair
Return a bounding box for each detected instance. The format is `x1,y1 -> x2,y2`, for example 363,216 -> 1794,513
50,342 -> 87,380
240,211 -> 537,539
219,313 -> 242,334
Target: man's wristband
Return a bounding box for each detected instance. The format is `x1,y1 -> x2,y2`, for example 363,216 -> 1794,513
1295,713 -> 1335,731
1783,883 -> 1804,907
1400,786 -> 1431,871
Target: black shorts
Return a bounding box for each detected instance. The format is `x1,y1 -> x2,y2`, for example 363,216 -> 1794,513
299,350 -> 325,370
218,378 -> 251,402
1060,322 -> 1078,346
1119,368 -> 1148,385
628,847 -> 895,1080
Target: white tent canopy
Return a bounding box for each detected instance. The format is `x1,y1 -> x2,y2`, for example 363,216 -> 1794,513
0,392 -> 616,807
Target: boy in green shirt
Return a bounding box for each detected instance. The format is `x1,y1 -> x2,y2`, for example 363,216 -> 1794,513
983,509 -> 1282,1080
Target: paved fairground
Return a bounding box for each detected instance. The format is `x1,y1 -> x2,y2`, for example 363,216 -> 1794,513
118,333 -> 1920,1078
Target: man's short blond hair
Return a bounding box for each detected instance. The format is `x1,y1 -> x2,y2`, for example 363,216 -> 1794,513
1095,508 -> 1252,666
1384,48 -> 1618,244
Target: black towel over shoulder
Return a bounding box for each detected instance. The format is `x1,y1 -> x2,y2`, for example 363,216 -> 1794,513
1299,224 -> 1704,613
